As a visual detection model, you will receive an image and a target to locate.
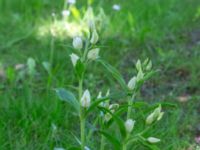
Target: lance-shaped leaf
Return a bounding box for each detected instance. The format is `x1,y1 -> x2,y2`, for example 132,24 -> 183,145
97,59 -> 128,91
98,106 -> 127,138
98,131 -> 121,150
55,88 -> 80,113
85,96 -> 110,117
75,60 -> 85,80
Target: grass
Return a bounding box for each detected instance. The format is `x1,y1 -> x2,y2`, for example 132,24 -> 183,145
0,0 -> 200,149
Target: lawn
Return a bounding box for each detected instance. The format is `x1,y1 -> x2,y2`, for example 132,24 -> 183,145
0,0 -> 200,149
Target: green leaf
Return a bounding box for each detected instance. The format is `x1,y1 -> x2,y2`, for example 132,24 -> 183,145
55,88 -> 80,113
85,97 -> 109,117
85,91 -> 126,117
98,130 -> 121,150
99,106 -> 127,138
143,70 -> 158,81
75,60 -> 85,80
138,138 -> 160,150
97,59 -> 128,91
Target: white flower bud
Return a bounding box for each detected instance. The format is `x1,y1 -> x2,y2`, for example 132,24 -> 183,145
109,103 -> 119,113
97,91 -> 102,99
125,119 -> 135,133
73,36 -> 83,50
153,105 -> 162,118
147,137 -> 161,143
88,20 -> 95,31
136,69 -> 144,81
81,89 -> 91,108
70,53 -> 79,67
146,105 -> 163,125
62,10 -> 70,17
146,60 -> 152,71
87,48 -> 100,60
136,59 -> 142,71
90,29 -> 99,44
146,112 -> 155,125
106,89 -> 110,97
104,113 -> 112,122
157,112 -> 164,121
127,76 -> 136,90
109,103 -> 119,110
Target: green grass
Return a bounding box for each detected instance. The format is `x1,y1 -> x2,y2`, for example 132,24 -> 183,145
0,0 -> 200,149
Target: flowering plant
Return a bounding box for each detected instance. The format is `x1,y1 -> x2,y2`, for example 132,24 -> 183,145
55,22 -> 165,150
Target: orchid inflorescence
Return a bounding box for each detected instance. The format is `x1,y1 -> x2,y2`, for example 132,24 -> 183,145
55,19 -> 164,150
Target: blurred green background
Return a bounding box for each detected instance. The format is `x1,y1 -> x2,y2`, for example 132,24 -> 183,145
0,0 -> 200,149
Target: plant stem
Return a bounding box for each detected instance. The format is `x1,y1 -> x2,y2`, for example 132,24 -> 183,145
100,135 -> 105,150
80,115 -> 85,150
122,142 -> 127,150
124,94 -> 135,150
127,94 -> 135,119
79,79 -> 85,150
100,124 -> 105,150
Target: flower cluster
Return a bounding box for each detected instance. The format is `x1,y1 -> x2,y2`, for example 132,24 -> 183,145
55,16 -> 164,150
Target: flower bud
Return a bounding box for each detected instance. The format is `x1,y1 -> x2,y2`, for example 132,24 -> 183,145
73,36 -> 83,50
104,113 -> 112,122
157,112 -> 164,121
146,105 -> 163,125
147,137 -> 161,143
127,76 -> 136,90
136,69 -> 144,82
109,103 -> 119,110
146,60 -> 152,71
87,48 -> 100,60
90,29 -> 99,44
106,89 -> 110,96
153,105 -> 162,118
81,89 -> 91,108
109,103 -> 119,113
146,112 -> 154,125
125,119 -> 135,133
70,53 -> 79,67
136,59 -> 142,71
97,91 -> 102,99
88,20 -> 95,31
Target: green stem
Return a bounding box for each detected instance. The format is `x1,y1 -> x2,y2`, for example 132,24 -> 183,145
80,116 -> 85,150
127,94 -> 135,119
124,94 -> 135,150
83,40 -> 89,61
79,79 -> 85,150
100,123 -> 105,150
122,142 -> 127,150
100,135 -> 105,150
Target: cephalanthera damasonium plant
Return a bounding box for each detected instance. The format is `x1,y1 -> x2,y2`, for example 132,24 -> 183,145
55,23 -> 164,150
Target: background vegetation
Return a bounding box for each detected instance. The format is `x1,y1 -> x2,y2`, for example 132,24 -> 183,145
0,0 -> 200,149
